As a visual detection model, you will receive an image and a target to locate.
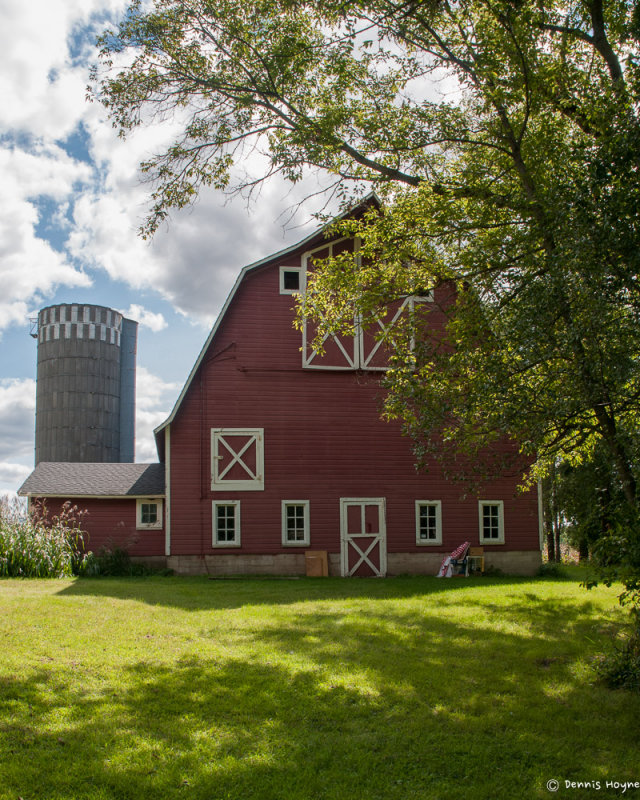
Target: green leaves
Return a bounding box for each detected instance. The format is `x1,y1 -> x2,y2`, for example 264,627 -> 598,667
94,0 -> 640,496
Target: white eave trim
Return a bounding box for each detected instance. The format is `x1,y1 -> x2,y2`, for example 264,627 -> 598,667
153,193 -> 381,438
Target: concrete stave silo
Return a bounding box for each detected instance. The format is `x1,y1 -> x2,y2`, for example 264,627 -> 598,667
35,304 -> 138,464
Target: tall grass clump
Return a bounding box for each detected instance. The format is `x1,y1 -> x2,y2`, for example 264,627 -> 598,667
0,497 -> 89,578
589,519 -> 640,691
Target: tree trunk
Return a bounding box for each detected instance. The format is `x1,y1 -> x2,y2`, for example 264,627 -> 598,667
578,538 -> 589,563
546,529 -> 556,562
554,515 -> 562,562
543,475 -> 556,562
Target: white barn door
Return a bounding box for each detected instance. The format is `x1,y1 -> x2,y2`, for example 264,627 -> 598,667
340,498 -> 387,577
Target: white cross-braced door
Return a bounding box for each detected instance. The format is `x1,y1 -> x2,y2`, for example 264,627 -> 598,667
211,428 -> 264,491
340,498 -> 387,577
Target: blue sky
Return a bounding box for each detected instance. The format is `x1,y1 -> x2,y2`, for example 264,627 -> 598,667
0,0 -> 325,494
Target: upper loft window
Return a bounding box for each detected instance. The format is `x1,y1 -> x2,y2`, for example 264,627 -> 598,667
280,267 -> 303,295
300,237 -> 436,371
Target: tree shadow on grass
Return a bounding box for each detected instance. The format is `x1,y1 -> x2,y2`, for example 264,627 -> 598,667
56,573 -> 536,611
1,595 -> 639,800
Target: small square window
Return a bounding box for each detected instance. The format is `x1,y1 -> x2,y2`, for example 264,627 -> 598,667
136,499 -> 163,529
479,501 -> 505,544
415,501 -> 442,545
141,504 -> 157,525
280,267 -> 303,295
213,501 -> 241,547
282,501 -> 310,546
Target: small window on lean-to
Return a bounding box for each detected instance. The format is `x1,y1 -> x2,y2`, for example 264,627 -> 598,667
137,499 -> 163,529
141,503 -> 157,525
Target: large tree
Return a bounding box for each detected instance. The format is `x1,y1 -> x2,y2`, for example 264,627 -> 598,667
94,0 -> 640,503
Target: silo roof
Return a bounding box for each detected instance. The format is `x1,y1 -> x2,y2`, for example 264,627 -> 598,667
18,462 -> 165,498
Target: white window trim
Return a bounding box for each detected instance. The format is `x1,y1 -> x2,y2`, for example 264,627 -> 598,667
415,500 -> 442,545
361,297 -> 424,372
281,500 -> 310,547
301,241 -> 360,371
301,234 -> 434,372
212,500 -> 241,548
478,500 -> 505,545
211,428 -> 264,491
136,498 -> 163,530
279,266 -> 305,295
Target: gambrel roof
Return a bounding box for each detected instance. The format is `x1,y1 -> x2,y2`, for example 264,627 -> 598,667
153,193 -> 380,460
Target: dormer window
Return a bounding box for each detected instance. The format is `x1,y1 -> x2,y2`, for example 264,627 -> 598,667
280,267 -> 302,294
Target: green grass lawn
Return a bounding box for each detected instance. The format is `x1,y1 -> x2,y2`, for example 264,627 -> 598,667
0,573 -> 638,800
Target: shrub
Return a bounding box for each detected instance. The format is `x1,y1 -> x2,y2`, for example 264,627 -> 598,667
80,544 -> 171,577
594,623 -> 640,692
482,565 -> 505,577
0,498 -> 90,578
537,562 -> 567,578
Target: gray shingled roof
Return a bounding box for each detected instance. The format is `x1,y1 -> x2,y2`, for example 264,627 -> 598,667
18,462 -> 165,497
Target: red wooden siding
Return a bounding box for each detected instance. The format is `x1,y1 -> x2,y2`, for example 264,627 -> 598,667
167,234 -> 540,563
37,497 -> 164,557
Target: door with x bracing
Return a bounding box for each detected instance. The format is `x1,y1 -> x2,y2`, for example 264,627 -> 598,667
340,498 -> 387,577
211,428 -> 264,491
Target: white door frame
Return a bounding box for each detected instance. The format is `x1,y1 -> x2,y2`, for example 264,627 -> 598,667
340,498 -> 387,577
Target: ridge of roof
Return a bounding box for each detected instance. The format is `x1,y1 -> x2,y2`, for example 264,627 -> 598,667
153,193 -> 380,449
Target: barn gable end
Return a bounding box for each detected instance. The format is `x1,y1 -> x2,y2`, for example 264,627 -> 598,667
158,201 -> 541,576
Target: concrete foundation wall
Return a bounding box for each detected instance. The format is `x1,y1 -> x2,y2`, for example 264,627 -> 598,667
166,550 -> 541,577
387,550 -> 542,576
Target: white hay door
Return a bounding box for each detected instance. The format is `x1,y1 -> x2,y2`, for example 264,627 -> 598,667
340,498 -> 387,577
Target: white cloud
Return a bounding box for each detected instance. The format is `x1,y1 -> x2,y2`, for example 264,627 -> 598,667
0,465 -> 32,497
0,145 -> 93,332
135,366 -> 180,462
68,133 -> 325,327
0,378 -> 36,492
0,2 -> 127,337
121,304 -> 167,332
0,0 -> 333,340
0,0 -> 128,141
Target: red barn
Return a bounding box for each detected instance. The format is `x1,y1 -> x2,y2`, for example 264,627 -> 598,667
20,201 -> 542,576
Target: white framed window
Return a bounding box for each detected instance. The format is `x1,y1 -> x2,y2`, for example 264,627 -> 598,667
279,266 -> 304,295
479,501 -> 505,544
211,428 -> 264,491
212,501 -> 241,547
415,501 -> 442,545
136,499 -> 163,530
282,501 -> 310,546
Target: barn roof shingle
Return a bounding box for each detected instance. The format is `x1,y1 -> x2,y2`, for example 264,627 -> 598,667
18,462 -> 165,498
